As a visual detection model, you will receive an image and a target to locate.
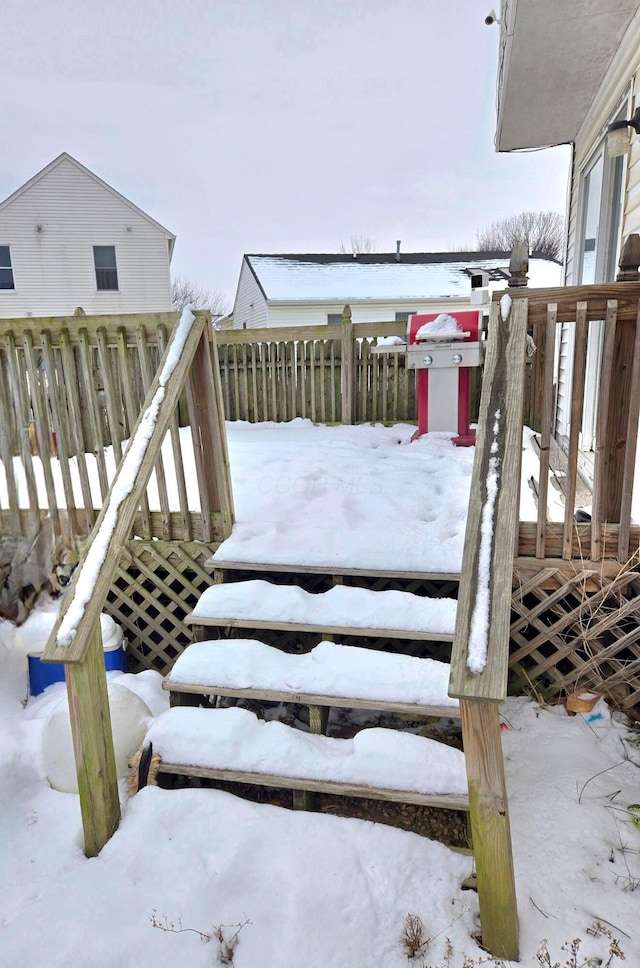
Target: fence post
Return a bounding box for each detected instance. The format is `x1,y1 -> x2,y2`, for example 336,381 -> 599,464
341,304 -> 354,424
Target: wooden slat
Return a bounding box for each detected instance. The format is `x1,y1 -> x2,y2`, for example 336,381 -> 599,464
3,332 -> 40,529
449,297 -> 528,701
0,340 -> 21,532
562,303 -> 588,559
591,301 -> 618,561
165,679 -> 461,719
617,302 -> 640,562
60,329 -> 95,528
535,304 -> 557,558
78,329 -> 109,501
136,325 -> 171,538
157,325 -> 192,540
185,612 -> 454,641
186,327 -> 235,541
96,327 -> 124,464
204,556 -> 460,581
250,343 -> 258,422
155,761 -> 470,811
116,327 -> 151,539
23,331 -> 60,533
40,332 -> 78,529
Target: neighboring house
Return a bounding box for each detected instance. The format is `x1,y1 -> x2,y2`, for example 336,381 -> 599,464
0,152 -> 175,318
495,0 -> 640,482
225,250 -> 561,330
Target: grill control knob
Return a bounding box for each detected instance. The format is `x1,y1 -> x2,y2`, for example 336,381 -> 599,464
452,353 -> 463,365
423,354 -> 433,367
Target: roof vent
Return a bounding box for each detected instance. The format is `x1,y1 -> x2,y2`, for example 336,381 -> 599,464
396,240 -> 401,262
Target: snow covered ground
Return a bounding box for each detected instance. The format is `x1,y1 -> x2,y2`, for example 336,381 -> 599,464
1,421 -> 636,967
1,623 -> 639,967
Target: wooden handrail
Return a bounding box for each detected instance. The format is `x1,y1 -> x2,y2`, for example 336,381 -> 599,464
449,296 -> 528,702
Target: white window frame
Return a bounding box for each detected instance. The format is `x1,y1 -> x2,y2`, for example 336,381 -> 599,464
0,244 -> 15,290
574,97 -> 629,451
93,245 -> 119,292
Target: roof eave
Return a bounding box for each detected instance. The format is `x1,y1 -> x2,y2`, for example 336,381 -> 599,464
496,0 -> 640,152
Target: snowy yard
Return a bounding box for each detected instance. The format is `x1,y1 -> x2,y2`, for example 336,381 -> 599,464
1,421 -> 637,967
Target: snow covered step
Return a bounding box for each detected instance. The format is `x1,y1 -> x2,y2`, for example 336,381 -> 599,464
164,639 -> 460,719
186,579 -> 457,641
144,705 -> 470,811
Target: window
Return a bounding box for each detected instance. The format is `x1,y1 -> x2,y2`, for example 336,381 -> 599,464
93,245 -> 118,290
327,313 -> 342,326
395,311 -> 417,323
577,108 -> 626,285
0,245 -> 14,289
574,101 -> 628,450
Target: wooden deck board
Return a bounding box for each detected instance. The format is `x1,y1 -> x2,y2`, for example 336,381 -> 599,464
155,761 -> 470,811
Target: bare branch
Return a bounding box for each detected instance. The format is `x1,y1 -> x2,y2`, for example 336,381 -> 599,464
171,275 -> 229,316
339,234 -> 379,255
475,211 -> 565,262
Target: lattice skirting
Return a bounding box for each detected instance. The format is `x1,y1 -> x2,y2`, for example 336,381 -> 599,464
105,544 -> 640,712
106,541 -> 217,674
510,565 -> 640,711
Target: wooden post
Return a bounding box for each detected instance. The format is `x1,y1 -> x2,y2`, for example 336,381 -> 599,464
508,242 -> 529,288
460,699 -> 518,961
65,626 -> 120,858
186,320 -> 235,540
616,233 -> 640,281
341,305 -> 354,424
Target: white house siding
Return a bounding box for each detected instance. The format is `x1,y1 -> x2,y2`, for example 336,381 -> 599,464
0,157 -> 172,318
266,300 -> 483,329
623,67 -> 640,237
555,21 -> 640,444
232,262 -> 269,329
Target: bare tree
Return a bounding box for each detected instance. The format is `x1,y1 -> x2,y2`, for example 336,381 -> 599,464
475,211 -> 564,261
171,275 -> 229,317
339,234 -> 379,255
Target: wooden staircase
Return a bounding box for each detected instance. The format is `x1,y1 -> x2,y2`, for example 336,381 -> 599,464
41,296 -> 525,961
144,584 -> 467,813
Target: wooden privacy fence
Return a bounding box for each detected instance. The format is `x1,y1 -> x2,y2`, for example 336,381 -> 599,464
216,308 -> 483,425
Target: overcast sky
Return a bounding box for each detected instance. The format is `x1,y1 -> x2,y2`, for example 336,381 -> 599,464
2,0 -> 570,307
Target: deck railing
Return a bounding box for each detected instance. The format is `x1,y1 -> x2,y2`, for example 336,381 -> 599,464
0,311 -> 227,547
515,278 -> 640,565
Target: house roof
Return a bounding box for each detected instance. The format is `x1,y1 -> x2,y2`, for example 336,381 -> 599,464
244,252 -> 562,303
496,0 -> 640,151
0,152 -> 176,258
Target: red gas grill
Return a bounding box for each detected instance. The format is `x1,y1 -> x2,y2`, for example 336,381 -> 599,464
378,310 -> 484,446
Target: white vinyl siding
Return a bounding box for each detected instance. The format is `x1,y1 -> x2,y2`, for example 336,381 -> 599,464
265,301 -> 478,329
232,261 -> 269,329
0,157 -> 172,318
622,68 -> 640,237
